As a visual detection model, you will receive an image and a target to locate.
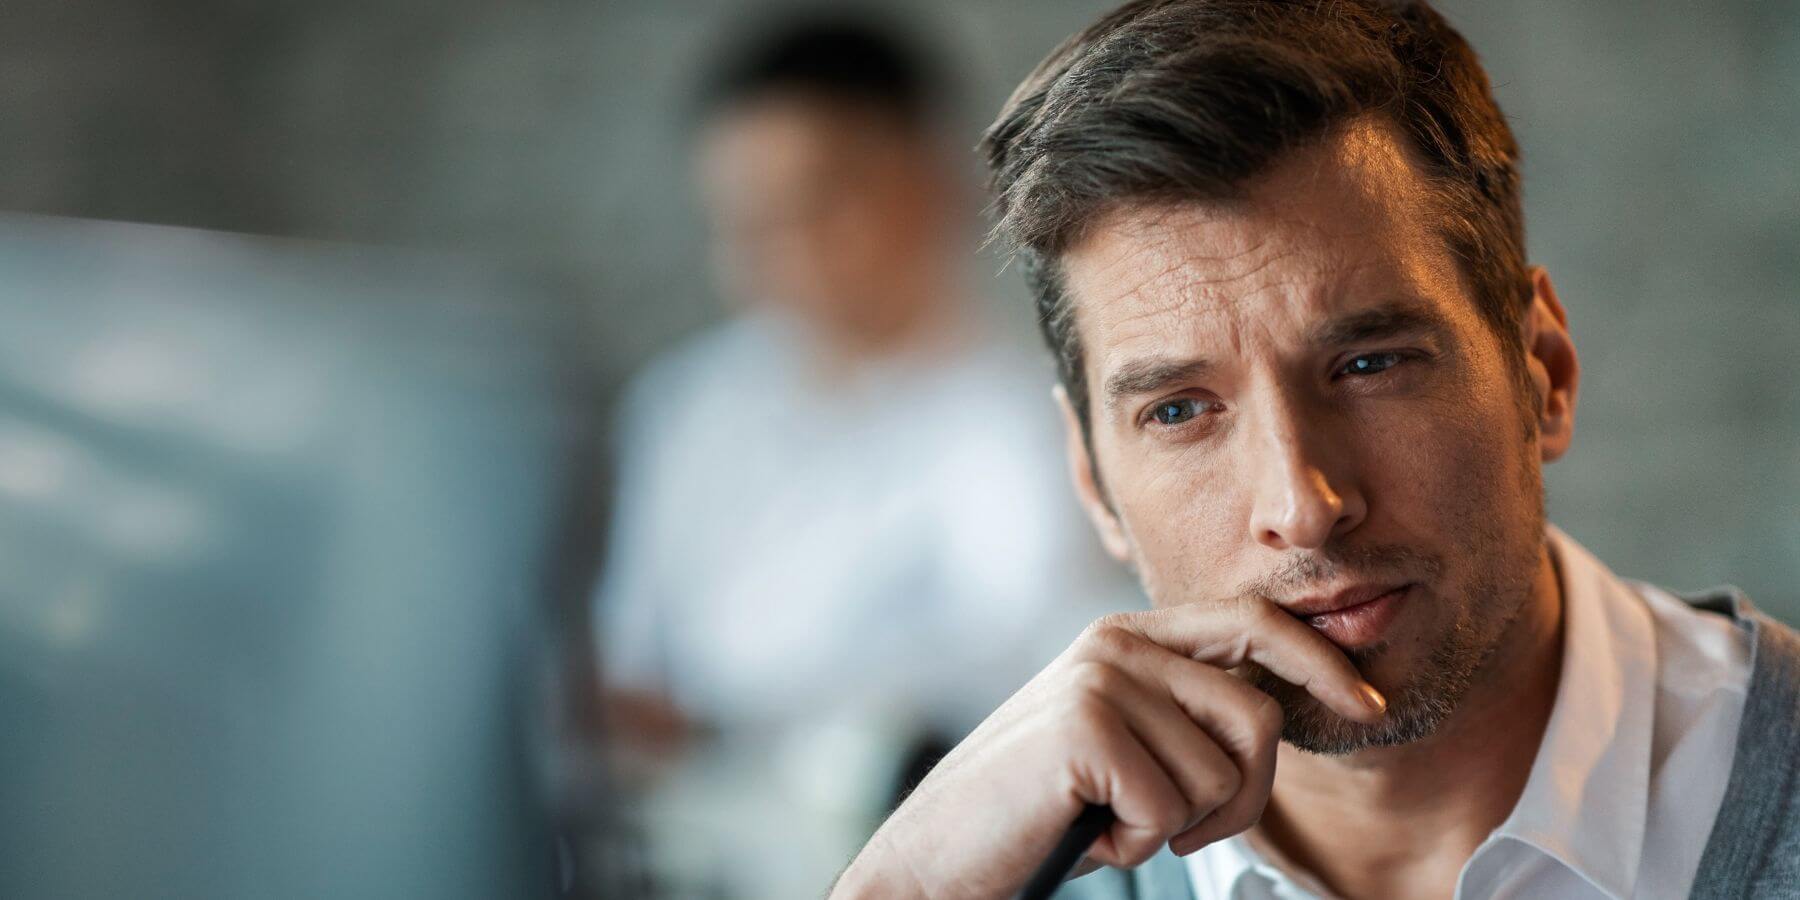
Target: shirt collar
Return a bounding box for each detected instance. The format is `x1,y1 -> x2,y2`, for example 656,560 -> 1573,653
1190,831 -> 1341,900
1183,526 -> 1659,900
1481,525 -> 1657,900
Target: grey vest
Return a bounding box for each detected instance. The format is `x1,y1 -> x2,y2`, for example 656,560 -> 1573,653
1056,588 -> 1800,899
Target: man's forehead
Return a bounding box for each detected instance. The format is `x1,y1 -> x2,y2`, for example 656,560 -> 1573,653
1058,118 -> 1461,363
1065,202 -> 1338,320
1064,203 -> 1399,338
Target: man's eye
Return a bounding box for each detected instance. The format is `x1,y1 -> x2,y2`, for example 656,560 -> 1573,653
1341,352 -> 1404,377
1150,398 -> 1204,426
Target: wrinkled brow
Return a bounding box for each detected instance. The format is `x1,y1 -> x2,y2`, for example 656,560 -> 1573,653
1101,302 -> 1455,411
1307,302 -> 1454,348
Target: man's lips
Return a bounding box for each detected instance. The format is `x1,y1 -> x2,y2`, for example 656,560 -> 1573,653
1279,583 -> 1413,648
1280,582 -> 1411,617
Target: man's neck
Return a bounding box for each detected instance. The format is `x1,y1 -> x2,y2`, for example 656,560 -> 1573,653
1251,547 -> 1566,900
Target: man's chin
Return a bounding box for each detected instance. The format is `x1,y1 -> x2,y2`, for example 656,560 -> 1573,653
1245,643 -> 1469,756
1274,690 -> 1454,756
1272,622 -> 1503,756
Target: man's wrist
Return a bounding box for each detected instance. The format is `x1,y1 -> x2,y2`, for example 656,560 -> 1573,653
831,827 -> 932,900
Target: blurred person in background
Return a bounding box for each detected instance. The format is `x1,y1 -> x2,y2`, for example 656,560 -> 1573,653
591,13 -> 1125,895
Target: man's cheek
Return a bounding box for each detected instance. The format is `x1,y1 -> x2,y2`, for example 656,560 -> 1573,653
1124,440 -> 1213,497
1367,397 -> 1492,493
1405,427 -> 1519,549
1123,494 -> 1238,608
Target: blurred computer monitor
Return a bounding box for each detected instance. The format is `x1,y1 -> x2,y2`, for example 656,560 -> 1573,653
0,214 -> 585,899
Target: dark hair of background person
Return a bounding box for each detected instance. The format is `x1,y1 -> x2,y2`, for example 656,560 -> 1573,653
694,11 -> 951,130
981,0 -> 1530,434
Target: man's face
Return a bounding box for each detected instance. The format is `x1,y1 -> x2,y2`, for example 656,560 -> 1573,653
1059,119 -> 1559,754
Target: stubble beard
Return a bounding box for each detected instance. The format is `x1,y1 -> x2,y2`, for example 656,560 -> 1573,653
1246,456 -> 1547,756
1253,603 -> 1500,756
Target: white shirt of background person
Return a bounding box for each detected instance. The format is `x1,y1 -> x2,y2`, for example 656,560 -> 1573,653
596,311 -> 1130,738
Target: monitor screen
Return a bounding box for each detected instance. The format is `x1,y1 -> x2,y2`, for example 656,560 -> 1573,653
0,214 -> 582,899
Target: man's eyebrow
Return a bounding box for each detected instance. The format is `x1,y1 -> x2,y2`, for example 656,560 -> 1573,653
1100,303 -> 1454,412
1309,302 -> 1455,347
1103,358 -> 1215,411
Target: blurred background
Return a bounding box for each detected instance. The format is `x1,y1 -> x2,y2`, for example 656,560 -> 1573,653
1,1 -> 1796,898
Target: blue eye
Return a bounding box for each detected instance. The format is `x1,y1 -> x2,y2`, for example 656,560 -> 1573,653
1342,352 -> 1403,377
1151,398 -> 1203,425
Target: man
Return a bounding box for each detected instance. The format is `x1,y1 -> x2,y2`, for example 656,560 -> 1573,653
596,10 -> 1119,815
832,1 -> 1800,898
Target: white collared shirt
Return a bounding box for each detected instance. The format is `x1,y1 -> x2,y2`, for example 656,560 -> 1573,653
1185,526 -> 1753,900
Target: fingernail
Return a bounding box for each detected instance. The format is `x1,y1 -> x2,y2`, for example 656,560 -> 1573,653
1357,682 -> 1387,715
1169,829 -> 1207,857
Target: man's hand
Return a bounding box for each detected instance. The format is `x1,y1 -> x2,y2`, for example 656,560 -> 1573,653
831,596 -> 1387,899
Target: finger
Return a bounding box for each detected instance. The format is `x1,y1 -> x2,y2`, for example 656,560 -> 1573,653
1164,671 -> 1281,854
1086,598 -> 1386,724
1092,639 -> 1283,856
1139,598 -> 1381,721
1062,695 -> 1191,868
1083,662 -> 1245,831
1171,797 -> 1265,856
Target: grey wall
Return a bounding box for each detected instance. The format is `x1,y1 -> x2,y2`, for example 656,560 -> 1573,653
3,0 -> 1796,619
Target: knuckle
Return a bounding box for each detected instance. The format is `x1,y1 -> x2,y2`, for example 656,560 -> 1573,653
1205,762 -> 1244,804
1222,601 -> 1271,649
1150,795 -> 1189,837
1114,831 -> 1161,867
1067,660 -> 1126,699
1243,598 -> 1283,630
1093,611 -> 1135,631
1076,617 -> 1111,644
1078,618 -> 1140,660
1247,692 -> 1285,742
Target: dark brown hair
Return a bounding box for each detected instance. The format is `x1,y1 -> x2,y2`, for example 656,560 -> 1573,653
981,0 -> 1528,430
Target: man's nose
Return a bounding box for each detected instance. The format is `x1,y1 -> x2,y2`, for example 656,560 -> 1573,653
1244,396 -> 1366,552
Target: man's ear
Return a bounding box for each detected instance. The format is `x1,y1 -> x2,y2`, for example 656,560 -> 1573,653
1053,385 -> 1133,563
1522,266 -> 1580,462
